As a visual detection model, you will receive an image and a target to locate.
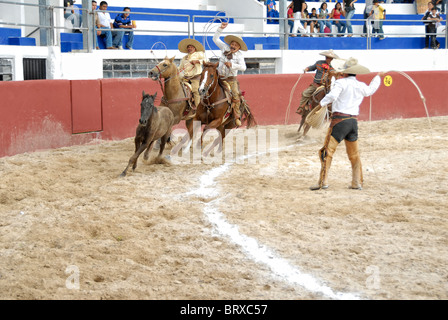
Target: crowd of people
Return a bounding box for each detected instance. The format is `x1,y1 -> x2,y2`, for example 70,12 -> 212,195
63,1 -> 446,50
64,0 -> 135,50
263,0 -> 445,45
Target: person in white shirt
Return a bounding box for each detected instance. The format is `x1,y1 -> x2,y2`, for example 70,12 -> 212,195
178,38 -> 208,113
94,1 -> 116,49
310,57 -> 385,191
213,21 -> 247,126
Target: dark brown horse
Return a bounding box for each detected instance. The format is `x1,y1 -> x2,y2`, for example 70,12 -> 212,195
297,71 -> 335,139
194,62 -> 256,155
120,91 -> 174,177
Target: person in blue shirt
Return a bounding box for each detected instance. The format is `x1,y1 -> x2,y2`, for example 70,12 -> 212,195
112,7 -> 135,49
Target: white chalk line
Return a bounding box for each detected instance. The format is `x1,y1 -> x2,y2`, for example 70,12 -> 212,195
187,142 -> 361,300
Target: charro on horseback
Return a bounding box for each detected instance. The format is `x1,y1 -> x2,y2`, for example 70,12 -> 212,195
212,21 -> 248,127
178,38 -> 208,119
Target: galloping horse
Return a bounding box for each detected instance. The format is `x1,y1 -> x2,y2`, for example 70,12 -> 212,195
195,62 -> 256,154
297,71 -> 336,139
147,56 -> 195,156
120,91 -> 174,177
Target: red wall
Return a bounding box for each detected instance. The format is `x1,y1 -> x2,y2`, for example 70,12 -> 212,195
1,72 -> 447,158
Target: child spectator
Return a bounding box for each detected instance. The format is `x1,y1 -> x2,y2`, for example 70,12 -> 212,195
309,8 -> 320,36
369,0 -> 386,40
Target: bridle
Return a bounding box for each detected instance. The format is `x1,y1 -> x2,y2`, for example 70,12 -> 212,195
200,67 -> 229,109
153,61 -> 190,107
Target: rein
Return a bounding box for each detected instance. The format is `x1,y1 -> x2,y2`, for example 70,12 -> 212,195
200,68 -> 230,109
155,65 -> 190,107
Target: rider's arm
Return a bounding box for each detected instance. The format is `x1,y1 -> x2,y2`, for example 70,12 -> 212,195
213,27 -> 228,52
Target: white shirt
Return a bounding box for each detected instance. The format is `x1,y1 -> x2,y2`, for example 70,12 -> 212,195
213,28 -> 246,78
97,11 -> 113,28
320,75 -> 381,116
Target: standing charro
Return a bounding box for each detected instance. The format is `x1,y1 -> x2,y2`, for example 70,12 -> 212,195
310,57 -> 385,191
213,21 -> 247,127
178,38 -> 208,114
297,49 -> 339,116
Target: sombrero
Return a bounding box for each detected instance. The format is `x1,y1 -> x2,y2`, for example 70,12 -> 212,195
319,49 -> 339,59
178,38 -> 205,53
331,57 -> 370,74
224,35 -> 248,51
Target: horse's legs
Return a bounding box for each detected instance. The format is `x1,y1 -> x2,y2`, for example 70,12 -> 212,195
171,118 -> 194,155
203,124 -> 226,158
143,140 -> 155,160
120,141 -> 150,177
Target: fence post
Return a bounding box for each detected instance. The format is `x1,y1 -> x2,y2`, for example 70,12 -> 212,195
39,0 -> 51,46
279,0 -> 288,50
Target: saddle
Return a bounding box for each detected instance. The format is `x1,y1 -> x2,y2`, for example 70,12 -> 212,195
296,85 -> 326,116
180,81 -> 196,120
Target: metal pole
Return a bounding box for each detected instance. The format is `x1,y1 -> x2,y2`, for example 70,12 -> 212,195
39,0 -> 50,46
82,0 -> 93,52
279,0 -> 288,50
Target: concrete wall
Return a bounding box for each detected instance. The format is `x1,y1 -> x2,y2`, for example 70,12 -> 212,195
1,72 -> 447,158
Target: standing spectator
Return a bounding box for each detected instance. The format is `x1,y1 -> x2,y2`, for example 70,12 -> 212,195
343,0 -> 357,37
112,7 -> 135,50
441,0 -> 446,14
423,6 -> 443,49
95,1 -> 116,49
266,0 -> 279,24
64,0 -> 82,32
422,2 -> 440,49
369,0 -> 386,40
309,7 -> 320,36
319,2 -> 333,37
287,3 -> 295,35
289,0 -> 309,36
330,2 -> 347,36
363,0 -> 374,36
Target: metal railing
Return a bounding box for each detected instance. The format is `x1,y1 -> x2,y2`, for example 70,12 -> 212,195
0,0 -> 446,51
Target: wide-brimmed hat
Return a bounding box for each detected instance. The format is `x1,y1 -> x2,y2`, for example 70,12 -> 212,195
331,57 -> 370,74
178,38 -> 205,53
224,35 -> 248,51
319,49 -> 339,59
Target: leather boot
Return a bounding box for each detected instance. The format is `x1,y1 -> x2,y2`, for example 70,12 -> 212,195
232,98 -> 242,126
310,135 -> 339,190
345,140 -> 363,190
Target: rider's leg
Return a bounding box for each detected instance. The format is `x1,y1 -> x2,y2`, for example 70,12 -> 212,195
229,80 -> 242,126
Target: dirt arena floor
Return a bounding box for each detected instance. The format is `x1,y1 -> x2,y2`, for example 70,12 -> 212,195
0,116 -> 447,300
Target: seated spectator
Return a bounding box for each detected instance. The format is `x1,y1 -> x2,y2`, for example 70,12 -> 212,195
266,0 -> 280,24
301,3 -> 310,35
370,0 -> 386,40
330,2 -> 347,37
64,0 -> 82,33
94,1 -> 116,49
309,7 -> 320,36
112,7 -> 135,50
319,2 -> 333,37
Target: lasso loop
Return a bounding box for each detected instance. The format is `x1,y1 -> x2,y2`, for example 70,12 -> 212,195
366,70 -> 433,185
284,73 -> 304,125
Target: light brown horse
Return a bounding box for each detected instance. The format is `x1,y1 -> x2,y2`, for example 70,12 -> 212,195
147,56 -> 195,157
195,62 -> 256,155
297,71 -> 335,139
120,91 -> 174,177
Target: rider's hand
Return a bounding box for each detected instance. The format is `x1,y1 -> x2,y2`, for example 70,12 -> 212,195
221,22 -> 228,29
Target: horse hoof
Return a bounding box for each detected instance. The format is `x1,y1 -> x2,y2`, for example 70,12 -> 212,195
119,172 -> 127,177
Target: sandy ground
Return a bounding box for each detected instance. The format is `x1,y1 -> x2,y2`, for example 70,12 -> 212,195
0,116 -> 447,300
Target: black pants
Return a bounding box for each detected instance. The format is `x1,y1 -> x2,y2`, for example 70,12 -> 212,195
425,24 -> 439,49
331,118 -> 358,143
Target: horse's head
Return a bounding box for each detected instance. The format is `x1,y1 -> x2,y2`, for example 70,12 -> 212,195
148,56 -> 176,81
139,91 -> 157,126
198,62 -> 219,97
